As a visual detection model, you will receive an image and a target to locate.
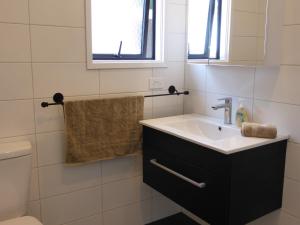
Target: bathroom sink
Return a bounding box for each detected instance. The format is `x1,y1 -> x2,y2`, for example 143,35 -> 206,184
164,118 -> 240,141
140,114 -> 288,154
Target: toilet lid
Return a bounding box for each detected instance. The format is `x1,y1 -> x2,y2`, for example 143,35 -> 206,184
0,216 -> 42,225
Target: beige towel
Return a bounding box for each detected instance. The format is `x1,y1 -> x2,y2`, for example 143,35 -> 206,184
64,96 -> 144,165
241,122 -> 277,139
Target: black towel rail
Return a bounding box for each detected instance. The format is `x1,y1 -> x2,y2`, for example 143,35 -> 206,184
41,85 -> 189,108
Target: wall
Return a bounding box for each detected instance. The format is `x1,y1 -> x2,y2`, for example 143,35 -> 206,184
0,0 -> 187,225
184,0 -> 300,224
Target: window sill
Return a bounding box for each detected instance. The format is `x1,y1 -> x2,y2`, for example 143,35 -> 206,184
187,59 -> 209,64
87,60 -> 168,69
187,59 -> 229,65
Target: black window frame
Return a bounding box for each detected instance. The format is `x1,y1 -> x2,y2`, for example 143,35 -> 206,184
92,0 -> 156,61
188,0 -> 222,60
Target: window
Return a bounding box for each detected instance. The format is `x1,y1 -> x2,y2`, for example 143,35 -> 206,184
86,0 -> 165,69
188,0 -> 222,60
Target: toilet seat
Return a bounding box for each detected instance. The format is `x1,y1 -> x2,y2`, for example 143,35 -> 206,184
0,216 -> 42,225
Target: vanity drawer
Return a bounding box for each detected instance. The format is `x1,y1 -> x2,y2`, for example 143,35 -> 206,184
142,126 -> 287,225
143,127 -> 228,172
143,146 -> 230,224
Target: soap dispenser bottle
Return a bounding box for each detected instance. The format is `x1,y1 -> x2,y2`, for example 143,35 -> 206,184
236,102 -> 249,127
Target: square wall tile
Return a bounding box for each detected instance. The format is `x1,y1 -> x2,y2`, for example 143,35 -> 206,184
36,131 -> 66,166
206,65 -> 255,98
166,3 -> 186,33
281,25 -> 300,65
41,187 -> 101,225
284,0 -> 300,25
167,0 -> 186,4
33,63 -> 99,98
102,176 -> 151,211
232,11 -> 258,36
183,90 -> 206,115
27,201 -> 42,221
31,26 -> 86,63
230,37 -> 257,62
285,142 -> 300,182
39,163 -> 100,198
153,92 -> 183,118
0,23 -> 31,62
232,0 -> 258,12
264,0 -> 282,66
257,14 -> 266,37
253,100 -> 300,143
0,0 -> 29,23
185,64 -> 206,92
0,63 -> 33,100
166,34 -> 186,61
0,100 -> 35,138
63,214 -> 102,225
283,178 -> 300,218
101,155 -> 140,184
151,194 -> 181,222
30,168 -> 40,201
100,69 -> 152,94
257,0 -> 267,14
254,66 -> 300,105
29,0 -> 85,27
103,200 -> 152,225
34,98 -> 65,133
153,62 -> 185,91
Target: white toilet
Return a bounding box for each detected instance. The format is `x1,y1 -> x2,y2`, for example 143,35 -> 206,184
0,141 -> 42,225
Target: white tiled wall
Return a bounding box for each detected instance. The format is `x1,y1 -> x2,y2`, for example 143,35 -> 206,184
3,0 -> 300,224
0,0 -> 186,225
184,0 -> 300,224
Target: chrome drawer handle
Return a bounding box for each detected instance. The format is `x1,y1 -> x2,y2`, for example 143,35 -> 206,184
150,159 -> 206,189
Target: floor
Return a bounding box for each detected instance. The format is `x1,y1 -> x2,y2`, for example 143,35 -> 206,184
146,213 -> 201,225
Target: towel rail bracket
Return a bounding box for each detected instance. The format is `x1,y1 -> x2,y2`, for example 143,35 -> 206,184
40,85 -> 189,108
41,93 -> 64,108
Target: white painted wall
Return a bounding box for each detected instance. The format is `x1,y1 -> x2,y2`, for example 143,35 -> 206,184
184,0 -> 300,224
0,1 -> 187,225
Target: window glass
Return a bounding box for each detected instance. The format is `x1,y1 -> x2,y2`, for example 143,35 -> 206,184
188,0 -> 210,55
91,0 -> 155,59
188,0 -> 222,59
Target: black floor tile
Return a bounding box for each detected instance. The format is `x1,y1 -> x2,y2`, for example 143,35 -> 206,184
146,213 -> 202,225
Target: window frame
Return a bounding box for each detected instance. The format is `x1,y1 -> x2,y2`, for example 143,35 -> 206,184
188,0 -> 222,60
86,0 -> 166,69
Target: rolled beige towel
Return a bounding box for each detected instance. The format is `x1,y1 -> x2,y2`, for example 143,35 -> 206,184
241,122 -> 277,139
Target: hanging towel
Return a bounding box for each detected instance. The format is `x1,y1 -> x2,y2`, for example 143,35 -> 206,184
64,96 -> 144,165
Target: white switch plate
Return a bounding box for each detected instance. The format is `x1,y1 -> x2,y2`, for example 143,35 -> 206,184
149,77 -> 165,90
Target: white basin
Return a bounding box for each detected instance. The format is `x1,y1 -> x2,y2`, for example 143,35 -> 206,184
140,114 -> 288,154
165,119 -> 240,141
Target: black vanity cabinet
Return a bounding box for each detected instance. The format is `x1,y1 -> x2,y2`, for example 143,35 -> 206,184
142,127 -> 287,225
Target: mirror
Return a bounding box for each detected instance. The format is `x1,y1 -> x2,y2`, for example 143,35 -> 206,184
187,0 -> 268,66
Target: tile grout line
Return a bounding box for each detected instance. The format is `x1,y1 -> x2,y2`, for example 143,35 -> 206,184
100,161 -> 105,225
26,0 -> 43,221
60,212 -> 102,225
251,67 -> 256,121
0,20 -> 85,29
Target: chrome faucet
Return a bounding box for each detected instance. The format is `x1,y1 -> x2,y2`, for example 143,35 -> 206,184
211,97 -> 232,124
